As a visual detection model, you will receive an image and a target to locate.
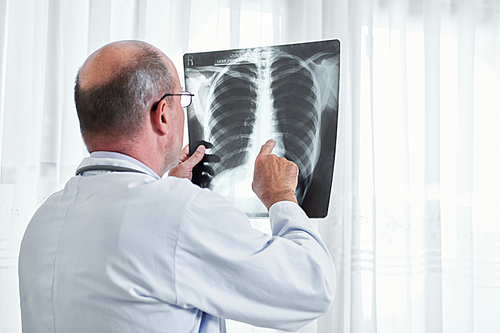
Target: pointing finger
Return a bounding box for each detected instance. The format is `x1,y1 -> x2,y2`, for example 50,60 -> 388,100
258,139 -> 276,157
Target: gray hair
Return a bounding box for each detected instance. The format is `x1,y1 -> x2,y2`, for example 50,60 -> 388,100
74,41 -> 173,142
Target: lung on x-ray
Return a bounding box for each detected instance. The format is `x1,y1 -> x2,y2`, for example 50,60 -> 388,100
184,39 -> 340,218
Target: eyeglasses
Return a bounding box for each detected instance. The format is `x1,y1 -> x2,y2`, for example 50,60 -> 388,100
152,91 -> 195,110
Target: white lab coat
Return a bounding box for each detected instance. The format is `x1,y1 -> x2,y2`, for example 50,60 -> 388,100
18,153 -> 336,333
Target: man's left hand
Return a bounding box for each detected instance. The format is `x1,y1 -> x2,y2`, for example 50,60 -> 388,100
168,144 -> 205,180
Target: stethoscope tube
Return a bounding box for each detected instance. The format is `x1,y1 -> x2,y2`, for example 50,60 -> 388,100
76,165 -> 149,176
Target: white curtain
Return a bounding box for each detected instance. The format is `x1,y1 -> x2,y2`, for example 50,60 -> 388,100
1,1 -> 499,332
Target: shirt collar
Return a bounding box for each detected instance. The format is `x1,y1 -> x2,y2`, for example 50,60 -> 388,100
88,151 -> 161,180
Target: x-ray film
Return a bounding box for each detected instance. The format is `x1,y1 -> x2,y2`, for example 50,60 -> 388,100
184,39 -> 340,218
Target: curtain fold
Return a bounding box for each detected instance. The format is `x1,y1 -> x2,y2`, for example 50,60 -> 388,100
449,2 -> 475,332
423,0 -> 443,331
1,1 -> 499,333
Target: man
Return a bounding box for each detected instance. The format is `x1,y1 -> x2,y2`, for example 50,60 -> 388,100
18,40 -> 336,333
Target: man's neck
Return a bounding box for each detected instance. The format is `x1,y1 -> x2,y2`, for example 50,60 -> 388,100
89,151 -> 161,179
87,138 -> 165,177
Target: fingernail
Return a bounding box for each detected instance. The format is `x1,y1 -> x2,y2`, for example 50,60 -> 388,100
197,145 -> 205,153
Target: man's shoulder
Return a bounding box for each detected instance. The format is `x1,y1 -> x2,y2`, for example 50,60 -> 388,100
143,176 -> 217,209
156,177 -> 238,215
154,176 -> 203,196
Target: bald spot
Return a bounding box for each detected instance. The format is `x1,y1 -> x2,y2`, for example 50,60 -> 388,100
78,41 -> 177,92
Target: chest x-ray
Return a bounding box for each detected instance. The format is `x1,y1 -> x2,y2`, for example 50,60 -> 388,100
184,39 -> 340,218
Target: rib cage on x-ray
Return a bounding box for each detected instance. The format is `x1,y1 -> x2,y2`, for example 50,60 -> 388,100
206,51 -> 322,206
185,40 -> 340,218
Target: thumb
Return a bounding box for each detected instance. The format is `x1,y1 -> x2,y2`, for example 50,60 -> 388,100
182,145 -> 205,168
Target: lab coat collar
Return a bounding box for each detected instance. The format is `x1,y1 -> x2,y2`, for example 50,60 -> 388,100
76,153 -> 161,180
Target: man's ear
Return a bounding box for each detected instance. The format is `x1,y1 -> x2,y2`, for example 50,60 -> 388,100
151,100 -> 169,135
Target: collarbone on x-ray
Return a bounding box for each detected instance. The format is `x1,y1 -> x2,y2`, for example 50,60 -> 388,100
185,39 -> 340,218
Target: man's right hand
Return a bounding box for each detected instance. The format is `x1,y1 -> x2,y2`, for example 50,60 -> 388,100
252,139 -> 299,210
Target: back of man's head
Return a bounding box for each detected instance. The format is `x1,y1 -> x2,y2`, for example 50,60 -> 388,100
74,40 -> 173,145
